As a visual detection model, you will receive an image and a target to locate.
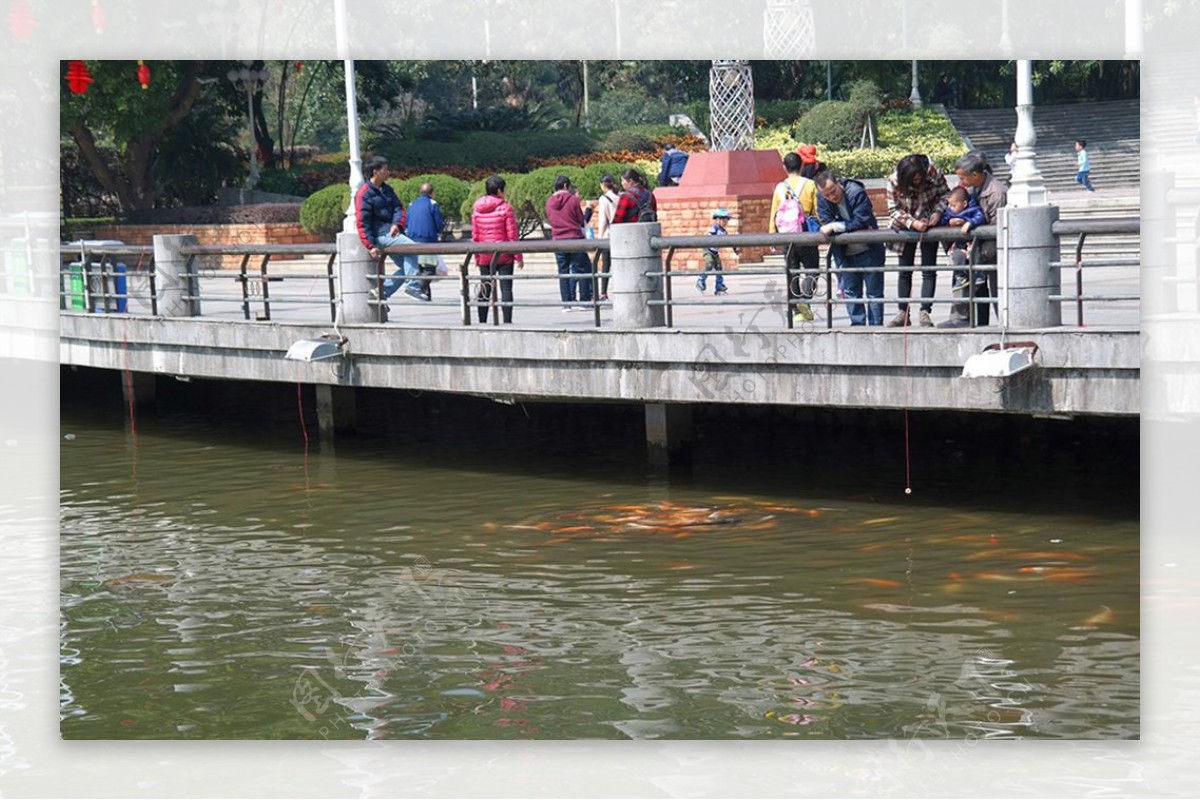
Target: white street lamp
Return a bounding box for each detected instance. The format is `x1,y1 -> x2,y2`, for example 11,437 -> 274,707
226,61 -> 270,191
335,0 -> 363,232
1008,59 -> 1046,207
909,60 -> 922,108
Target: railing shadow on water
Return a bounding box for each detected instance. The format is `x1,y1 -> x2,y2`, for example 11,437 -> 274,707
55,218 -> 1140,331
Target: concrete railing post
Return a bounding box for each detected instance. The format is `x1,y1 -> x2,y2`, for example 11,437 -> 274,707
997,204 -> 1060,329
336,231 -> 377,324
609,222 -> 665,329
152,234 -> 199,317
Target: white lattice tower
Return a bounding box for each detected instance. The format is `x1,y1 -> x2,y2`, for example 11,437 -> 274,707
709,60 -> 755,152
763,0 -> 814,58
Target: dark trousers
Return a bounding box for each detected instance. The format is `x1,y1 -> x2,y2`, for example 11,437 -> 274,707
597,249 -> 611,298
947,248 -> 993,325
786,243 -> 820,302
896,239 -> 939,315
477,262 -> 514,324
555,250 -> 593,303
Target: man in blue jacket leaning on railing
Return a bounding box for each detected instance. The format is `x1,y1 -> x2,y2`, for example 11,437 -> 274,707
815,169 -> 885,326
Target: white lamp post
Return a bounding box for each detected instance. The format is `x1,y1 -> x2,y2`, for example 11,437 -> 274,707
909,59 -> 922,108
1008,59 -> 1046,207
226,61 -> 270,190
335,0 -> 363,232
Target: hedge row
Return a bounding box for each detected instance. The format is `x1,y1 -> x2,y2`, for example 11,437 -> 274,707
299,174 -> 473,238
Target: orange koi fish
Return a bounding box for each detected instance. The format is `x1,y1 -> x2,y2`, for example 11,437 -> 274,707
1082,605 -> 1115,625
848,578 -> 903,588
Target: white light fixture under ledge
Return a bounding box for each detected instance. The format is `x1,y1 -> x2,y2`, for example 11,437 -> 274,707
285,335 -> 348,363
961,341 -> 1038,379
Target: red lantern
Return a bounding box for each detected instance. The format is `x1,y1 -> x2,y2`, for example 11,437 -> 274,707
66,60 -> 92,95
9,0 -> 36,40
294,60 -> 302,74
91,0 -> 104,33
137,60 -> 150,90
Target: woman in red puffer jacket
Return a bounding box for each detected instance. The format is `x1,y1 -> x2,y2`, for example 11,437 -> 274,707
471,175 -> 524,324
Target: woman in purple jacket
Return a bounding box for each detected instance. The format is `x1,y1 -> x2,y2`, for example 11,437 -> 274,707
545,175 -> 594,310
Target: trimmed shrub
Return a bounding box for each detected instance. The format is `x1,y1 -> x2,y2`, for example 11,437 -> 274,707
588,88 -> 671,130
597,129 -> 657,154
459,173 -> 524,221
300,183 -> 352,237
507,165 -> 588,220
392,173 -> 471,222
792,101 -> 867,151
577,161 -> 638,200
255,168 -> 301,197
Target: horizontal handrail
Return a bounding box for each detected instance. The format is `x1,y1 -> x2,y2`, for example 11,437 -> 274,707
1051,218 -> 1140,236
655,226 -> 998,250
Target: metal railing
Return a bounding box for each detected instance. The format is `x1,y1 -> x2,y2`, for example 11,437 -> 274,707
371,238 -> 612,328
57,244 -> 157,315
653,227 -> 996,329
181,243 -> 339,322
57,216 -> 1138,331
1048,218 -> 1141,327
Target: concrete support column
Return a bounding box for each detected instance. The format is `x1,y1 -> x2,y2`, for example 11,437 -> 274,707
316,384 -> 356,441
120,370 -> 156,409
336,231 -> 377,324
152,234 -> 199,317
645,403 -> 692,467
997,204 -> 1061,329
609,222 -> 665,329
1142,170 -> 1176,315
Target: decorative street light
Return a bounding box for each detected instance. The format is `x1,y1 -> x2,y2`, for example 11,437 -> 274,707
909,59 -> 922,108
1008,59 -> 1046,207
226,60 -> 270,190
334,0 -> 363,232
709,60 -> 755,152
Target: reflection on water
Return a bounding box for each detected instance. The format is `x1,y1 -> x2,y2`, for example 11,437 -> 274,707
59,377 -> 1138,739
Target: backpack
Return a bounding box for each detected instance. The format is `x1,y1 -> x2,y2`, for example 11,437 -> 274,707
774,180 -> 806,233
633,187 -> 657,223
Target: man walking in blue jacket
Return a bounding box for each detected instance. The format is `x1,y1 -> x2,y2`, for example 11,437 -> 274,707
403,182 -> 444,301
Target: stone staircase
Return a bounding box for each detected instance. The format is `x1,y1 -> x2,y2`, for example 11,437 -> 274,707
945,99 -> 1141,193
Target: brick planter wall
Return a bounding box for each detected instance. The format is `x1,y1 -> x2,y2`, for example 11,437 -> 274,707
655,195 -> 771,273
93,223 -> 327,270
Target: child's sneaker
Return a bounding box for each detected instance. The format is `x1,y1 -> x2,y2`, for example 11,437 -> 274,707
793,303 -> 815,322
714,285 -> 727,295
695,279 -> 706,294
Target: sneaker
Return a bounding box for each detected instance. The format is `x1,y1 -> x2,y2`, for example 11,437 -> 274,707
919,310 -> 933,327
404,285 -> 430,302
696,279 -> 706,294
367,287 -> 388,309
887,311 -> 910,328
937,316 -> 970,329
598,294 -> 609,302
793,303 -> 815,322
714,285 -> 727,295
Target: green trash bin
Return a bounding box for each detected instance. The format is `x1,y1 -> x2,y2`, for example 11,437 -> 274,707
61,262 -> 86,310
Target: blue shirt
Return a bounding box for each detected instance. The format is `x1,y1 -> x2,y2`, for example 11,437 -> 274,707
404,194 -> 444,243
1077,149 -> 1090,172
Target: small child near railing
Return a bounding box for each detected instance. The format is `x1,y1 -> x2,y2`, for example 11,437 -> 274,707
696,208 -> 734,296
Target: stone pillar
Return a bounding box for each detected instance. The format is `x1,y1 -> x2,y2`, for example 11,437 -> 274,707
645,403 -> 692,467
336,231 -> 378,324
152,234 -> 199,317
609,222 -> 665,329
1142,170 -> 1176,315
316,384 -> 356,442
120,370 -> 156,409
997,204 -> 1060,329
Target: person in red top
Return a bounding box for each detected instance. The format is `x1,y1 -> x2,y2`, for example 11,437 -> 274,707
611,168 -> 657,224
470,175 -> 523,324
545,175 -> 593,309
